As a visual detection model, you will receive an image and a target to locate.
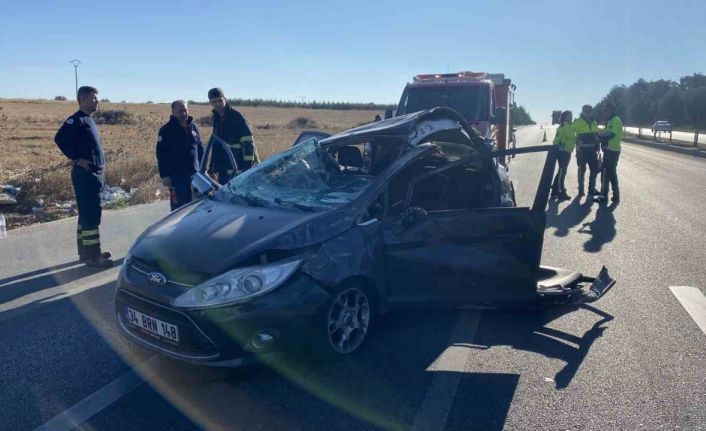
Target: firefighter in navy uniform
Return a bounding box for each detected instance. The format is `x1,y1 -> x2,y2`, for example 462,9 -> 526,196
573,104 -> 600,197
206,88 -> 259,184
54,86 -> 112,267
156,100 -> 204,211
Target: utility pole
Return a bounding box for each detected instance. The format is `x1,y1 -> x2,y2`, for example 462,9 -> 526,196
70,60 -> 81,96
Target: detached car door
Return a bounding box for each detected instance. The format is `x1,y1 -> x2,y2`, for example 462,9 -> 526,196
382,148 -> 551,307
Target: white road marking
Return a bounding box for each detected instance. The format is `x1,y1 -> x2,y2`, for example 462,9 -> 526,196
669,286 -> 706,336
33,355 -> 158,431
411,310 -> 482,431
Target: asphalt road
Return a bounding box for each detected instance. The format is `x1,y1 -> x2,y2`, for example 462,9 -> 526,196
1,125 -> 705,431
624,125 -> 705,145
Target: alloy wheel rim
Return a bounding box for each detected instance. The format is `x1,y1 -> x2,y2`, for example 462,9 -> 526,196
327,287 -> 370,354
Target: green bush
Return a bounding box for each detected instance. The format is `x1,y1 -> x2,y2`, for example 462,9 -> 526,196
93,110 -> 137,125
287,117 -> 318,129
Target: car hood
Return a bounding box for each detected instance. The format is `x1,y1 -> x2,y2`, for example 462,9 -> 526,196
129,198 -> 356,275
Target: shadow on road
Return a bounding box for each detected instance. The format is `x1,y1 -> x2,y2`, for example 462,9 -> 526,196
471,304 -> 613,389
0,260 -> 82,286
0,258 -> 124,305
127,305 -> 613,431
3,281 -> 616,431
579,202 -> 619,252
546,196 -> 594,237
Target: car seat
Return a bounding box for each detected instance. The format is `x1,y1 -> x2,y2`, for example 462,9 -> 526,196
338,146 -> 364,172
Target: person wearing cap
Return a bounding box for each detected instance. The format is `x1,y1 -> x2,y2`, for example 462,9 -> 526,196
573,104 -> 600,197
595,102 -> 623,203
551,110 -> 576,201
156,100 -> 204,211
206,88 -> 259,184
54,85 -> 112,267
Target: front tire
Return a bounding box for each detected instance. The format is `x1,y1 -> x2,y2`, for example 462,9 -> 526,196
311,282 -> 374,357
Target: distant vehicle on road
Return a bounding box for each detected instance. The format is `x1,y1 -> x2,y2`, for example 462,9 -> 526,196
651,121 -> 672,133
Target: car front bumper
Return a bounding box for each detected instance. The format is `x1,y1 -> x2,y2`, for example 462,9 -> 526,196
115,272 -> 332,366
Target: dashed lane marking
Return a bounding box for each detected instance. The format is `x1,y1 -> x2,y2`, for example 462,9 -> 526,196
669,286 -> 706,337
411,310 -> 482,431
33,355 -> 158,431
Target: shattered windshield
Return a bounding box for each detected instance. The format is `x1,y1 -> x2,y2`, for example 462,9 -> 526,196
215,138 -> 374,211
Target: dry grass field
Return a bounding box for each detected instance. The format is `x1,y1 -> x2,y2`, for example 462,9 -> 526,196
0,99 -> 381,229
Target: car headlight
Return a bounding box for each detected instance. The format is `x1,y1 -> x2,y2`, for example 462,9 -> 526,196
173,258 -> 303,309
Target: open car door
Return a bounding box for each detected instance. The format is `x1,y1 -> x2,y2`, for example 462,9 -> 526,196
382,145 -> 615,308
191,135 -> 237,196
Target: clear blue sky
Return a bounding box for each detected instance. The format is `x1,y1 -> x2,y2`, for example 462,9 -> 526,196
1,0 -> 704,122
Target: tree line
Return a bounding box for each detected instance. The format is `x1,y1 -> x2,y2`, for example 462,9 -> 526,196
188,98 -> 396,111
594,73 -> 706,144
189,97 -> 536,126
512,104 -> 535,125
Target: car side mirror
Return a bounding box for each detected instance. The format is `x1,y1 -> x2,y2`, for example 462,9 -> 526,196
401,206 -> 428,229
491,107 -> 506,125
191,172 -> 218,196
384,109 -> 394,120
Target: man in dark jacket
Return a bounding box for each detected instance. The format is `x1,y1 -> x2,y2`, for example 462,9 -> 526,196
206,88 -> 259,184
54,85 -> 112,267
157,100 -> 204,211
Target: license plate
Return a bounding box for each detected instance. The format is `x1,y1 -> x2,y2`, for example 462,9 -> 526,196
125,307 -> 179,344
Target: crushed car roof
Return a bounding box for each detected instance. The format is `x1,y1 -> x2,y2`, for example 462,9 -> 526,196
322,107 -> 483,144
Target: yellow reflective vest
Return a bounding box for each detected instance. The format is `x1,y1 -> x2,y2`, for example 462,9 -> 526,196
553,122 -> 576,152
604,115 -> 623,151
573,117 -> 598,135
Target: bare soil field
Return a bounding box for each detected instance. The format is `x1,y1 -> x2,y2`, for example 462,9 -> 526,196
0,99 -> 380,229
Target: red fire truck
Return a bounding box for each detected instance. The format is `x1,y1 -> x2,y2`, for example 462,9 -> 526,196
395,71 -> 516,165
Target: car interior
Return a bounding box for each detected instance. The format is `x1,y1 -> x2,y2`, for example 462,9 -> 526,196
386,143 -> 494,216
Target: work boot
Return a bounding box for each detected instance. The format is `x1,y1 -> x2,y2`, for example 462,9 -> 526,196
558,191 -> 571,201
80,251 -> 111,262
577,188 -> 585,197
611,195 -> 620,202
85,253 -> 114,268
588,188 -> 600,195
593,194 -> 608,203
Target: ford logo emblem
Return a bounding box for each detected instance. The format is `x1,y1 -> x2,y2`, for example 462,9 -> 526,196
147,272 -> 167,285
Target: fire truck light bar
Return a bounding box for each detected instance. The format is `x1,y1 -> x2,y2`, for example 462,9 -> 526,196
413,71 -> 491,83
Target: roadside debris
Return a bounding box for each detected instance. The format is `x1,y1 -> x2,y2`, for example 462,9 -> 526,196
0,185 -> 20,205
100,186 -> 133,207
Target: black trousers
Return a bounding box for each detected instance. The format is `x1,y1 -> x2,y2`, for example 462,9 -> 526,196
600,150 -> 621,197
169,174 -> 193,211
72,166 -> 104,259
552,150 -> 571,193
576,146 -> 599,192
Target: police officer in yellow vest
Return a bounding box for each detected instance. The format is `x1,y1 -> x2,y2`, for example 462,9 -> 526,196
573,104 -> 600,197
551,110 -> 576,201
596,102 -> 623,203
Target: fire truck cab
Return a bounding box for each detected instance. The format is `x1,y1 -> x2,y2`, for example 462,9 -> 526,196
395,71 -> 516,165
